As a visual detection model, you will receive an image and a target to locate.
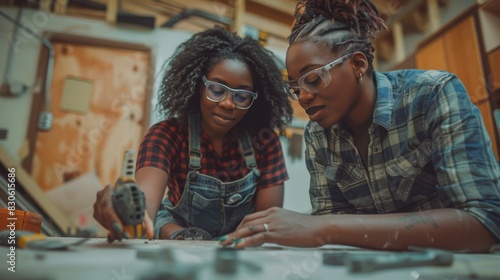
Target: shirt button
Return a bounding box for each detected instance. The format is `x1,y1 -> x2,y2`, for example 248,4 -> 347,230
374,148 -> 379,152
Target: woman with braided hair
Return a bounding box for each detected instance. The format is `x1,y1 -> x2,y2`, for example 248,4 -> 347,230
93,26 -> 293,241
220,0 -> 500,252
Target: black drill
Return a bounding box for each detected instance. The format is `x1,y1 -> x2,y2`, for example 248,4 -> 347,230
112,150 -> 146,239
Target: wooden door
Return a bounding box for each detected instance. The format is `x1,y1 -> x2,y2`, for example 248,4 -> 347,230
416,15 -> 499,160
415,37 -> 447,71
30,42 -> 151,191
416,16 -> 488,103
443,16 -> 498,159
444,16 -> 488,104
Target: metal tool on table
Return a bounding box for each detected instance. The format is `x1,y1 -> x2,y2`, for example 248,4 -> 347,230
137,247 -> 198,280
323,247 -> 453,273
136,246 -> 261,279
112,150 -> 146,239
214,247 -> 262,274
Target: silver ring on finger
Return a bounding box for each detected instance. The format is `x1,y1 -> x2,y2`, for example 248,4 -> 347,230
263,223 -> 270,233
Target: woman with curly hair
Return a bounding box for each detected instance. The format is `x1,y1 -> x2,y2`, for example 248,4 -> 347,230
220,0 -> 500,252
94,26 -> 293,241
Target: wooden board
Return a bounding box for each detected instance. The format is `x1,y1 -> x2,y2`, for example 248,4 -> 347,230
0,145 -> 76,232
30,42 -> 151,191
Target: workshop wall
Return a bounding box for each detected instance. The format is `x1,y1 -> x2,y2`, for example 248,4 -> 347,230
0,7 -> 193,162
0,7 -> 312,234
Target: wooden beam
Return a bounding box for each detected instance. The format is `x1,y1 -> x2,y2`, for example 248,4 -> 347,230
54,0 -> 69,15
427,0 -> 441,32
392,22 -> 405,63
216,0 -> 294,26
385,0 -> 426,27
39,0 -> 51,12
248,0 -> 295,15
0,145 -> 76,234
106,0 -> 120,24
233,0 -> 245,36
246,1 -> 295,27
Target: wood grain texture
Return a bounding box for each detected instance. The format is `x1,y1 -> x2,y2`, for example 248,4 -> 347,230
31,42 -> 150,191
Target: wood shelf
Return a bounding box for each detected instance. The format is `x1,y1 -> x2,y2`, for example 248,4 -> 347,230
479,0 -> 500,52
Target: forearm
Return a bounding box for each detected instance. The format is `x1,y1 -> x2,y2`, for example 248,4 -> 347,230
159,223 -> 184,239
145,198 -> 162,227
154,200 -> 183,239
254,185 -> 284,211
135,167 -> 169,226
317,208 -> 496,252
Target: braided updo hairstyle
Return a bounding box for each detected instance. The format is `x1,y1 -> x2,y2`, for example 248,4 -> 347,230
157,26 -> 293,135
289,0 -> 387,76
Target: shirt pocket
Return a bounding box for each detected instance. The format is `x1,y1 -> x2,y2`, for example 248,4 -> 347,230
323,162 -> 374,210
385,141 -> 439,203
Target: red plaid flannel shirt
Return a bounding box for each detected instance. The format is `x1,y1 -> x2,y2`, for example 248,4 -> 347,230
136,118 -> 288,205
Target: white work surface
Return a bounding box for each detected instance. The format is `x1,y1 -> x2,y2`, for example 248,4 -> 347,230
1,237 -> 499,279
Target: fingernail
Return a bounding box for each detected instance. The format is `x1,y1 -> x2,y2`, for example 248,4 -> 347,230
216,235 -> 229,242
122,231 -> 131,239
234,238 -> 244,244
112,222 -> 122,232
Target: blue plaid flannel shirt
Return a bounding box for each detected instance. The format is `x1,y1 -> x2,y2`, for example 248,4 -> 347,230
305,69 -> 500,240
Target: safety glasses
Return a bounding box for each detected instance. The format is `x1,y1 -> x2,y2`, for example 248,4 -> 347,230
284,53 -> 353,101
202,76 -> 258,110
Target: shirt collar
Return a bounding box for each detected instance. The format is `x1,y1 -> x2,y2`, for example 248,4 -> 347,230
309,71 -> 395,139
372,71 -> 394,131
325,71 -> 394,138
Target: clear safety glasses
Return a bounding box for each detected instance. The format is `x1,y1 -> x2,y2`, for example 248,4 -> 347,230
284,53 -> 353,100
202,76 -> 258,110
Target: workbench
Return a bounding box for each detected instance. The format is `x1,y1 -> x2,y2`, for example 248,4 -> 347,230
1,237 -> 499,279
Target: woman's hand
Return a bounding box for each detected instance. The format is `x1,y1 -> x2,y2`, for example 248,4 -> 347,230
93,184 -> 154,242
219,207 -> 327,248
159,223 -> 184,239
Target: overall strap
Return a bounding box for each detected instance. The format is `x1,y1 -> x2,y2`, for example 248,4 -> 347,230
239,130 -> 257,169
188,113 -> 202,170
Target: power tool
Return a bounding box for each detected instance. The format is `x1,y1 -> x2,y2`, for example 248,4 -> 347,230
112,149 -> 146,239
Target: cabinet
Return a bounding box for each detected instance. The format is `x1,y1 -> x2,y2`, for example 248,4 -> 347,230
415,15 -> 499,161
488,48 -> 500,108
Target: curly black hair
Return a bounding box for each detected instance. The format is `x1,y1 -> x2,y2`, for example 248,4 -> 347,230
289,0 -> 387,76
156,26 -> 293,135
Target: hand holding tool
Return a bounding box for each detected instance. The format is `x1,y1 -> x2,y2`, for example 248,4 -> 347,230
112,150 -> 146,239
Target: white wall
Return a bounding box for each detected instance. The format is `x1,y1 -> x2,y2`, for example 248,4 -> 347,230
280,136 -> 311,214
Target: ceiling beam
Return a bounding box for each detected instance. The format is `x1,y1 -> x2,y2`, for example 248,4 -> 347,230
215,0 -> 294,26
246,0 -> 294,27
248,0 -> 295,15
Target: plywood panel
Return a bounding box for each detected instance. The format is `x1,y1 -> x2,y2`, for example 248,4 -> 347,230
444,16 -> 488,104
489,48 -> 500,92
31,43 -> 150,191
415,37 -> 447,71
0,145 -> 76,233
416,15 -> 499,160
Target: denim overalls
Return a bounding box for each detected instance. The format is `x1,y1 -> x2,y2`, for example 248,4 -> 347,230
154,114 -> 260,238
